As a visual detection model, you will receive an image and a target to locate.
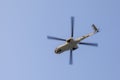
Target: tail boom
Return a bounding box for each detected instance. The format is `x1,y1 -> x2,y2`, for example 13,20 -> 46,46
75,24 -> 99,43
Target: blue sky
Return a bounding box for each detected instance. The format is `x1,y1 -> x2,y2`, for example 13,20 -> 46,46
0,0 -> 120,80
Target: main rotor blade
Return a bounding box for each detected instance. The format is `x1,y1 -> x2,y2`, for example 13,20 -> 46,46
71,16 -> 74,37
79,42 -> 98,47
69,49 -> 73,65
47,36 -> 66,41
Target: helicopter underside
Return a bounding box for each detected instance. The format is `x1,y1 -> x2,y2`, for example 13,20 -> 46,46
55,38 -> 78,54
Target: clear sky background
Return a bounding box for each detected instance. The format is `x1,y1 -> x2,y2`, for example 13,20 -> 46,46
0,0 -> 120,80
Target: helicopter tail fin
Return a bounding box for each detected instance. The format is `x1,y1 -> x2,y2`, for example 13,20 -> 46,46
92,24 -> 99,33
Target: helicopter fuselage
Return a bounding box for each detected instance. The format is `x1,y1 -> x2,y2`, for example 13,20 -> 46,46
55,38 -> 78,54
55,29 -> 97,54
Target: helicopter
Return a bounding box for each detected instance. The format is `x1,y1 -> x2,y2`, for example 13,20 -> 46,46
47,17 -> 99,64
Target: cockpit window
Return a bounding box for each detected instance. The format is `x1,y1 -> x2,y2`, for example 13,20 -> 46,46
57,49 -> 61,53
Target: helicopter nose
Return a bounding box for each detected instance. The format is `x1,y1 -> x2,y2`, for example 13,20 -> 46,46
55,49 -> 57,53
55,48 -> 58,53
55,48 -> 61,54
